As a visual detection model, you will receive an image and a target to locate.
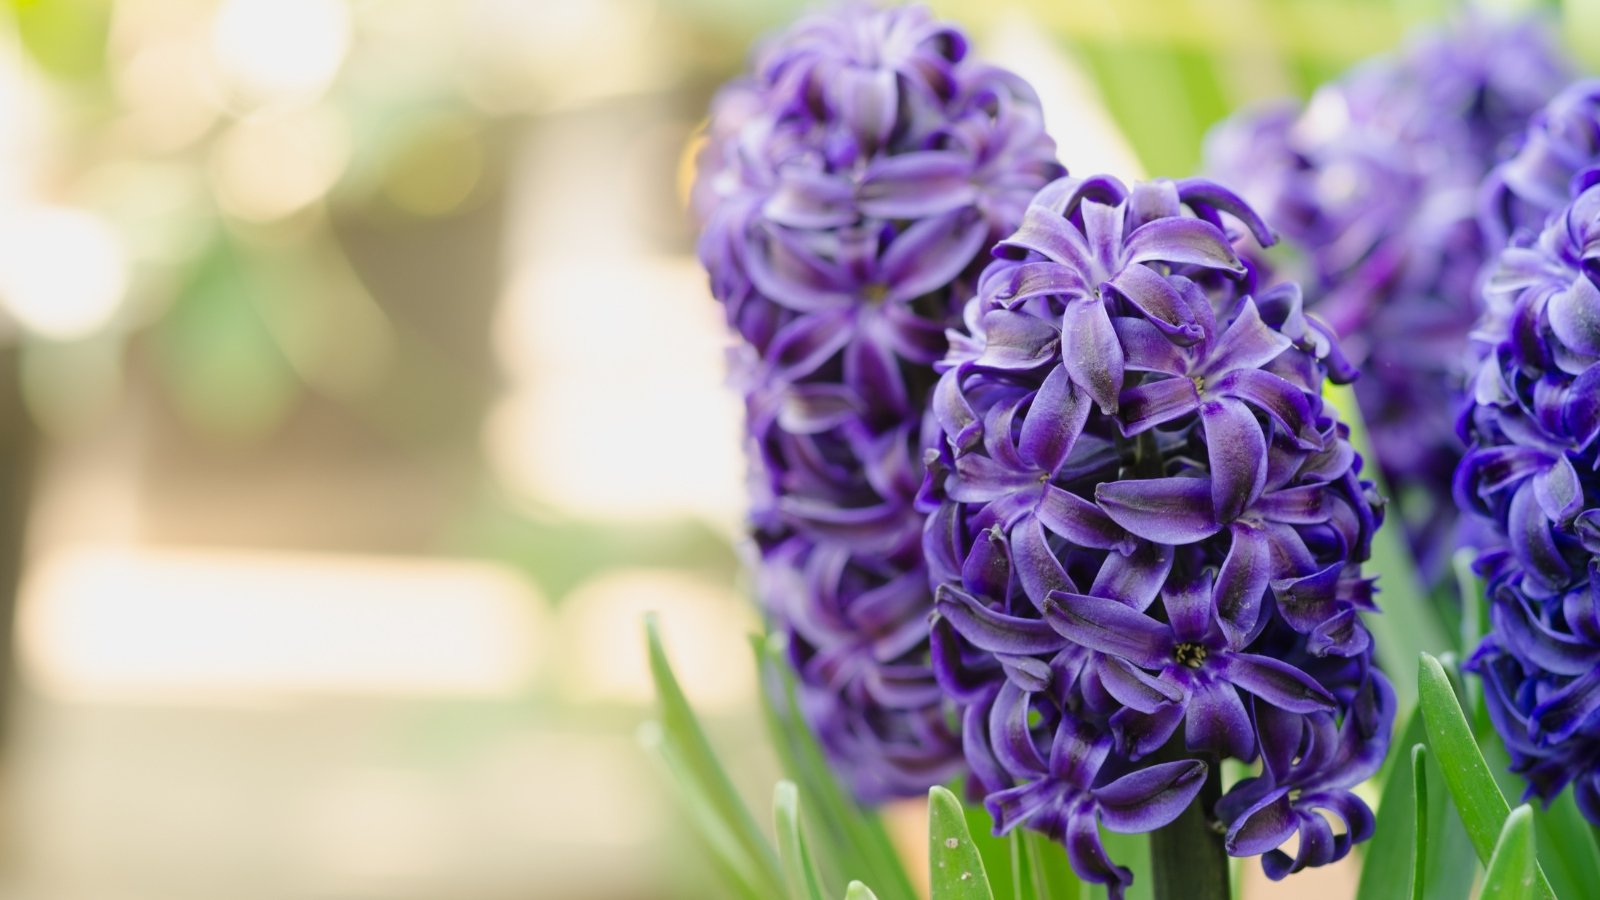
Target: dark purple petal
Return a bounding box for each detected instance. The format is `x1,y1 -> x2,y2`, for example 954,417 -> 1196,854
1098,656 -> 1184,713
1093,760 -> 1208,833
881,209 -> 989,303
1200,300 -> 1292,378
1215,522 -> 1272,646
1211,368 -> 1317,449
1088,541 -> 1174,612
1043,591 -> 1171,669
1185,681 -> 1255,760
1038,485 -> 1131,552
1095,477 -> 1222,544
936,585 -> 1067,655
1222,653 -> 1336,713
1201,396 -> 1268,523
1118,376 -> 1200,436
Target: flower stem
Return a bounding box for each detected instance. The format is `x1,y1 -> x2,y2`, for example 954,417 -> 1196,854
1149,759 -> 1228,900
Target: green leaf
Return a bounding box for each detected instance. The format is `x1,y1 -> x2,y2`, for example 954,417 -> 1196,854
1020,830 -> 1083,900
845,882 -> 881,900
1099,829 -> 1153,900
1417,653 -> 1554,900
1358,703 -> 1476,900
1328,384 -> 1450,713
1481,806 -> 1539,900
1410,744 -> 1428,900
751,636 -> 915,900
774,781 -> 825,900
961,787 -> 1015,900
644,615 -> 786,899
1534,791 -> 1600,900
929,785 -> 995,900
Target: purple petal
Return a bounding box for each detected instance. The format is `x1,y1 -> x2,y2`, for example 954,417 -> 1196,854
1089,540 -> 1174,612
1020,366 -> 1091,471
1094,760 -> 1208,833
1215,522 -> 1271,647
1185,680 -> 1255,759
1043,591 -> 1171,668
1200,299 -> 1292,378
1119,376 -> 1200,436
1115,316 -> 1189,375
1061,297 -> 1125,413
1039,485 -> 1131,552
990,679 -> 1049,777
1106,262 -> 1204,343
1222,653 -> 1336,713
1160,571 -> 1214,644
1124,217 -> 1244,273
999,204 -> 1094,271
976,308 -> 1059,370
936,585 -> 1066,655
961,523 -> 1012,599
1098,656 -> 1184,713
881,209 -> 988,303
984,260 -> 1090,305
1201,397 -> 1268,523
1065,807 -> 1133,898
763,170 -> 856,228
1095,477 -> 1222,544
856,150 -> 977,219
1011,516 -> 1077,605
1225,789 -> 1295,857
1211,368 -> 1316,449
1532,666 -> 1600,743
1548,273 -> 1600,357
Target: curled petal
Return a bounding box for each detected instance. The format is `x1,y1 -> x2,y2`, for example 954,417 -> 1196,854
1124,216 -> 1245,273
1043,591 -> 1171,669
935,585 -> 1068,655
1093,760 -> 1209,833
857,150 -> 977,219
1222,653 -> 1337,713
1096,477 -> 1222,544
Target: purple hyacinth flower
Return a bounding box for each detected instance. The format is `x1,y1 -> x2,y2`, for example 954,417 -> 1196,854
693,2 -> 1064,801
1205,12 -> 1570,587
1482,80 -> 1600,246
923,173 -> 1391,894
1460,171 -> 1600,824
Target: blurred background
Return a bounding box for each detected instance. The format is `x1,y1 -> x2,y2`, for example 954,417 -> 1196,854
0,0 -> 1557,898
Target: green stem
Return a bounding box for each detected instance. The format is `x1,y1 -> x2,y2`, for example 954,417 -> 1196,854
1149,760 -> 1228,900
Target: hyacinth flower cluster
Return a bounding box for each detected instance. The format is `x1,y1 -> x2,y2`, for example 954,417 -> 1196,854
1205,14 -> 1568,585
920,174 -> 1394,895
692,3 -> 1064,800
1460,168 -> 1600,823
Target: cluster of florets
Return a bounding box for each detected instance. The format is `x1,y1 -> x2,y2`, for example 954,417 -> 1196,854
692,2 -> 1063,800
1204,14 -> 1568,585
1461,173 -> 1600,824
920,175 -> 1394,896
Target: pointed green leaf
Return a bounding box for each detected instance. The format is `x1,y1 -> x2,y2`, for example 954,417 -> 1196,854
961,786 -> 1015,900
1410,744 -> 1428,900
644,615 -> 786,899
1417,653 -> 1554,900
775,781 -> 825,900
1358,704 -> 1475,900
1481,806 -> 1539,900
846,882 -> 881,900
929,786 -> 995,900
751,635 -> 915,900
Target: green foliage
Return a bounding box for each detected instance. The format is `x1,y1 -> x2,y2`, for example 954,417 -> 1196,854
1410,745 -> 1428,900
643,614 -> 787,900
1481,806 -> 1539,900
774,781 -> 826,900
1357,705 -> 1475,900
1417,653 -> 1556,900
929,785 -> 994,900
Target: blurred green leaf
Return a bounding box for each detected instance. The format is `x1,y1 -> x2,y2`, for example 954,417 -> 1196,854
1417,653 -> 1555,899
1481,806 -> 1539,900
6,0 -> 111,81
153,233 -> 300,440
1020,831 -> 1084,900
774,781 -> 825,900
929,785 -> 994,900
1410,744 -> 1428,900
1481,730 -> 1600,900
1329,383 -> 1450,711
644,615 -> 787,900
752,636 -> 914,900
845,882 -> 881,900
1098,830 -> 1153,900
